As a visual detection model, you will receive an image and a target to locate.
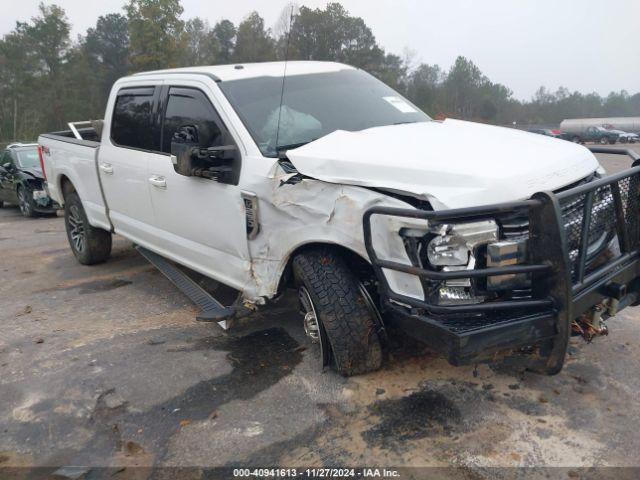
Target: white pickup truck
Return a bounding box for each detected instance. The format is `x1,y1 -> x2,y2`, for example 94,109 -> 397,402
39,61 -> 640,376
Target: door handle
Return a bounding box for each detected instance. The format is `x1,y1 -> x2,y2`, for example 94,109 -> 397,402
99,163 -> 113,175
148,175 -> 167,189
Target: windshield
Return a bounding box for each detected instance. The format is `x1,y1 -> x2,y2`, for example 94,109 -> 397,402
219,68 -> 431,157
15,148 -> 40,168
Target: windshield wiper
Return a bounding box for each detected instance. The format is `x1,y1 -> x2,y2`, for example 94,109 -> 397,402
393,121 -> 419,125
275,141 -> 311,152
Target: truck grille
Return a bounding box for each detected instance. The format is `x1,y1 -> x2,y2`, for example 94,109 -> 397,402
499,174 -> 624,282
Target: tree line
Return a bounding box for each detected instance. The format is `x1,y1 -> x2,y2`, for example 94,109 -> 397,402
1,0 -> 638,143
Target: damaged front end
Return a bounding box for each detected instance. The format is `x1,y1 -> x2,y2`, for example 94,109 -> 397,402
363,147 -> 640,374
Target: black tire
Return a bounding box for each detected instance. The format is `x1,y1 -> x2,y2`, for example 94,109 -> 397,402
17,186 -> 37,218
64,192 -> 112,265
599,136 -> 608,145
608,137 -> 617,145
292,248 -> 383,376
571,136 -> 580,143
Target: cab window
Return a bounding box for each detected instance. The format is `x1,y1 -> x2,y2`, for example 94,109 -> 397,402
111,87 -> 159,151
161,87 -> 225,153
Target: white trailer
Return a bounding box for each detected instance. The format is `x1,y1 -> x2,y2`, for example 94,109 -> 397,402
561,117 -> 640,135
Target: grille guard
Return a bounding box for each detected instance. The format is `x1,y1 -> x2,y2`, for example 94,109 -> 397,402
363,147 -> 640,373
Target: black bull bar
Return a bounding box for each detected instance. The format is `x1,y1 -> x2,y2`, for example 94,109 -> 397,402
363,147 -> 640,374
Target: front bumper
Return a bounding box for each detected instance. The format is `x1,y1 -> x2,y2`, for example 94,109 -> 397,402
32,189 -> 60,213
363,147 -> 640,373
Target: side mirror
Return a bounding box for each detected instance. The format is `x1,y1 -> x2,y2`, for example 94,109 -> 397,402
170,125 -> 200,177
171,141 -> 197,177
171,143 -> 237,182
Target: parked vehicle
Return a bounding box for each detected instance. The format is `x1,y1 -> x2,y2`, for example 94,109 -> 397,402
527,128 -> 569,140
563,126 -> 619,144
38,62 -> 640,377
604,129 -> 638,144
0,143 -> 60,216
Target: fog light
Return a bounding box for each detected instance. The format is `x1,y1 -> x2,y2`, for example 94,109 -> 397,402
437,286 -> 484,305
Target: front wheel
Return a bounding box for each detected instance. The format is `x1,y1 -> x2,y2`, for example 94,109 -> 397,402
17,186 -> 37,217
599,136 -> 608,145
293,248 -> 383,376
64,192 -> 112,265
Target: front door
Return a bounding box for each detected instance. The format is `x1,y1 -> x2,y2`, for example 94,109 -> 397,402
146,84 -> 251,292
99,85 -> 159,245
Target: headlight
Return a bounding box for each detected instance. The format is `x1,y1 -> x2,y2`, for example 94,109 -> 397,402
427,234 -> 469,266
415,220 -> 499,305
32,190 -> 47,200
424,221 -> 498,268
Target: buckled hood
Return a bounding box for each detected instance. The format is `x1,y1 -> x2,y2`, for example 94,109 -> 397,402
286,119 -> 600,209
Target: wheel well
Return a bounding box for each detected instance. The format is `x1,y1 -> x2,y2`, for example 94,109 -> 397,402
60,175 -> 76,199
277,243 -> 375,295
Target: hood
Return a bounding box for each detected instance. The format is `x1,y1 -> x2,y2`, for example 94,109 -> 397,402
20,166 -> 45,180
287,119 -> 600,209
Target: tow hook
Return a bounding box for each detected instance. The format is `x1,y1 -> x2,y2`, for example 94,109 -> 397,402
572,303 -> 609,342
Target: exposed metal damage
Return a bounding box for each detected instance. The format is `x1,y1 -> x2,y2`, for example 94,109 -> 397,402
242,163 -> 418,304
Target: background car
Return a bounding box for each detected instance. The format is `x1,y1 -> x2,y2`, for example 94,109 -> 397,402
566,126 -> 619,144
527,128 -> 570,140
605,128 -> 638,143
0,143 -> 60,217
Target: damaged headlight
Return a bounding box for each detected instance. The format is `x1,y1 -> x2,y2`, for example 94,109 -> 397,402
427,234 -> 468,266
404,220 -> 499,305
426,221 -> 497,268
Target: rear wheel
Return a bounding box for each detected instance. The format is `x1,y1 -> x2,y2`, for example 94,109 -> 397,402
599,136 -> 608,145
64,192 -> 112,265
293,248 -> 383,376
571,136 -> 581,143
17,186 -> 36,218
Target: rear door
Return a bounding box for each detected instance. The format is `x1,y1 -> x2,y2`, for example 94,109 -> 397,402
146,83 -> 251,291
99,85 -> 160,245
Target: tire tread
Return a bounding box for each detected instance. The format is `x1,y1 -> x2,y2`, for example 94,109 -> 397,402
293,248 -> 382,376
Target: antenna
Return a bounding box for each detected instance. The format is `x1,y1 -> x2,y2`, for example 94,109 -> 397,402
274,5 -> 295,153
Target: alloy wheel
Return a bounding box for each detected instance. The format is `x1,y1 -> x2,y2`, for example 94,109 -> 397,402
67,205 -> 86,253
18,189 -> 31,216
298,286 -> 330,368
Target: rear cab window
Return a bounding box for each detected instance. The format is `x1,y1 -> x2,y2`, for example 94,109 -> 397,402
110,86 -> 159,151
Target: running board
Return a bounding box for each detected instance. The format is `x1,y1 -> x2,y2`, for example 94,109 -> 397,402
136,246 -> 235,329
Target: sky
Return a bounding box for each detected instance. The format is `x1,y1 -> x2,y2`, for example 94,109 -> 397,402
1,0 -> 639,100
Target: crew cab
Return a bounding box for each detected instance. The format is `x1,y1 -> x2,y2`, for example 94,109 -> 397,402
38,61 -> 640,376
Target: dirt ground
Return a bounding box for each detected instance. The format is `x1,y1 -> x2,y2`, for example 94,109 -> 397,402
1,147 -> 640,479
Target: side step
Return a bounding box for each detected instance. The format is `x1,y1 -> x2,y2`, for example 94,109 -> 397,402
136,246 -> 235,329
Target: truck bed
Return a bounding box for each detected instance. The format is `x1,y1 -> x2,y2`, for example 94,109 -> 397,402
38,127 -> 111,231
